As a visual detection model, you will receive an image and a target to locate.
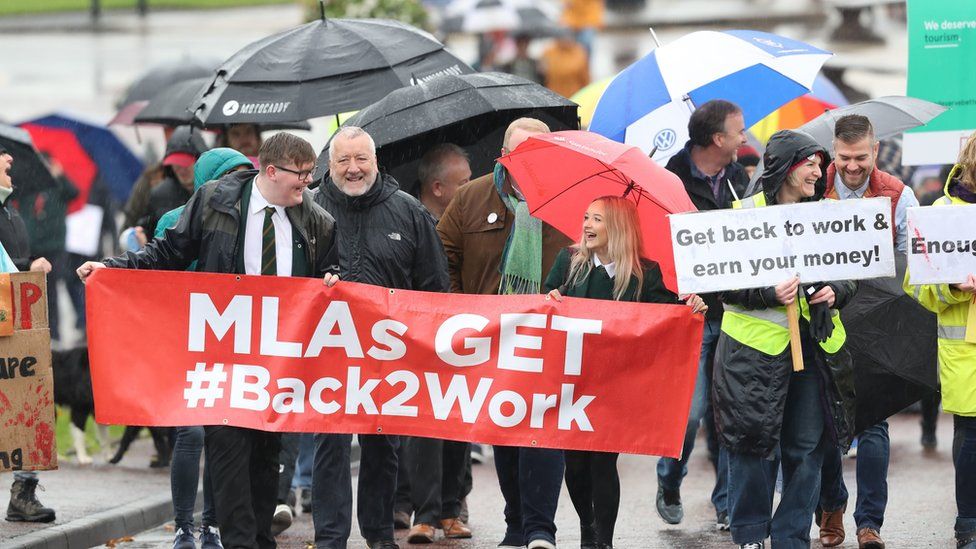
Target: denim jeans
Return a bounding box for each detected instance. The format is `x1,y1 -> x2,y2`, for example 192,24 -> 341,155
954,415 -> 976,537
728,369 -> 826,548
171,426 -> 216,527
820,421 -> 889,530
658,320 -> 728,514
493,445 -> 564,546
291,433 -> 314,489
312,433 -> 399,549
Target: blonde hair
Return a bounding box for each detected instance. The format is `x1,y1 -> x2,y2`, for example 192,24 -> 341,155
955,133 -> 976,192
566,196 -> 644,300
503,118 -> 551,150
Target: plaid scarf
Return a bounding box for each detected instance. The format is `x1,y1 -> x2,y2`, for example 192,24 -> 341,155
494,162 -> 543,295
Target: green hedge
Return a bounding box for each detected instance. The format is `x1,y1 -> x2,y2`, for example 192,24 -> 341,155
0,0 -> 296,17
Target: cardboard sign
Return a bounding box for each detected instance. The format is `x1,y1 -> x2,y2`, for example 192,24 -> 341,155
907,204 -> 976,284
0,271 -> 56,473
86,269 -> 704,457
669,197 -> 896,294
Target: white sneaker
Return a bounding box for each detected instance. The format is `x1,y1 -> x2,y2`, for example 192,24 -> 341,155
271,503 -> 293,536
527,540 -> 556,549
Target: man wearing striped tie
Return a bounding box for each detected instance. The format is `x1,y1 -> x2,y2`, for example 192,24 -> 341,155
77,132 -> 340,549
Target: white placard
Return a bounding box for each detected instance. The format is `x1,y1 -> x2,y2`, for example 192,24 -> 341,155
907,204 -> 976,284
669,197 -> 896,294
65,204 -> 104,257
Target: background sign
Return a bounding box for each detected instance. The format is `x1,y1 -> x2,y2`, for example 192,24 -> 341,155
905,0 -> 976,165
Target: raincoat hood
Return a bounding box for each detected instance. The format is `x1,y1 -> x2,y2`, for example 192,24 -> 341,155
757,129 -> 830,205
193,147 -> 253,191
165,125 -> 208,159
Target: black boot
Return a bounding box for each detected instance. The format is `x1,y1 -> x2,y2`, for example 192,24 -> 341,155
6,476 -> 56,522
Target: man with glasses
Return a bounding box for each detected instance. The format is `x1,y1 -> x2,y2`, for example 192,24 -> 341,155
311,126 -> 449,549
77,133 -> 339,549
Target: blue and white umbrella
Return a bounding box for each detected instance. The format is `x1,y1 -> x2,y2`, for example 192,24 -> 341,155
590,30 -> 832,163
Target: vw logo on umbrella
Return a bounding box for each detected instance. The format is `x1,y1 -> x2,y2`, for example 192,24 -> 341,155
754,38 -> 783,49
222,100 -> 240,117
653,129 -> 677,151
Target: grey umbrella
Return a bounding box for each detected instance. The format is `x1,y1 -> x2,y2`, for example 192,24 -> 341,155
747,96 -> 948,193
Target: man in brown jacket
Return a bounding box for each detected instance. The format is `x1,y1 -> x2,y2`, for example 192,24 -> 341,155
436,118 -> 571,549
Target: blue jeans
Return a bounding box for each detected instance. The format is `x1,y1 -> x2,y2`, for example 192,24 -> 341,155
312,433 -> 399,549
955,415 -> 976,538
171,426 -> 216,528
657,320 -> 728,514
291,433 -> 314,489
728,369 -> 826,548
493,445 -> 564,546
820,421 -> 889,530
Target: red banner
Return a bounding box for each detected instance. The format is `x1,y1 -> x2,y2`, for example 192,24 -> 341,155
87,269 -> 702,457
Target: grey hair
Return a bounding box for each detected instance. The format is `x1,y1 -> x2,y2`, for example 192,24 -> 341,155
418,143 -> 469,190
329,126 -> 377,162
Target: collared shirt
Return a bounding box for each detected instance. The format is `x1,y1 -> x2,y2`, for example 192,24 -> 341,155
832,172 -> 919,254
593,254 -> 616,279
691,162 -> 727,201
244,178 -> 293,276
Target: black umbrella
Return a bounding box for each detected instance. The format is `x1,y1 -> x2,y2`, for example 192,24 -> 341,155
316,72 -> 579,194
843,254 -> 939,433
192,17 -> 474,126
118,56 -> 221,107
0,124 -> 56,194
134,78 -> 311,131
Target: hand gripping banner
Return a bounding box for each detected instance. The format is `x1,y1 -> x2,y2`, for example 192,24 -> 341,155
87,269 -> 702,457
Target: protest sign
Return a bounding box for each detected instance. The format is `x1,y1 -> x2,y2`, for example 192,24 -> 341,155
0,271 -> 56,473
904,0 -> 976,165
669,197 -> 895,294
906,204 -> 976,284
86,269 -> 703,457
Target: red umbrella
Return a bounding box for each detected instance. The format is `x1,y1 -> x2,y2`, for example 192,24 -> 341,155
20,124 -> 96,213
498,130 -> 696,292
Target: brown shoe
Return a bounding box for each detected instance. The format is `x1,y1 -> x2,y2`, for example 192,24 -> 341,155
857,527 -> 885,549
440,517 -> 473,539
406,523 -> 436,544
819,506 -> 846,547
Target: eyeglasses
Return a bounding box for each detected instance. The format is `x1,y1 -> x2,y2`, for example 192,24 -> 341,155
273,165 -> 315,181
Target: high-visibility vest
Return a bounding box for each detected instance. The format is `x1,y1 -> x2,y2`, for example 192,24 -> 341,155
719,193 -> 848,356
904,167 -> 976,415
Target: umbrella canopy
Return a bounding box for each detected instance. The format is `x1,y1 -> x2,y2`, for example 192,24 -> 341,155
19,124 -> 97,214
441,0 -> 559,34
570,77 -> 611,130
319,72 -> 579,194
192,18 -> 474,126
746,96 -> 948,192
498,130 -> 696,292
748,74 -> 849,144
118,56 -> 221,107
21,113 -> 144,204
0,124 -> 57,194
842,254 -> 939,432
590,30 -> 832,163
134,78 -> 312,131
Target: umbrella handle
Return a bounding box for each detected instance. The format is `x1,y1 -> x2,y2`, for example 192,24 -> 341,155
787,300 -> 804,372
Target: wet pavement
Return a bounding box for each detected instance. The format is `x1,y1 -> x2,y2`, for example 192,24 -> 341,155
79,412 -> 958,549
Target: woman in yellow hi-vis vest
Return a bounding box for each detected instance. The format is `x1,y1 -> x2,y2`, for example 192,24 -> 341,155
904,133 -> 976,549
713,130 -> 858,549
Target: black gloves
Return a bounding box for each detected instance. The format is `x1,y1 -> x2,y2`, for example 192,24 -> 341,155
804,283 -> 833,343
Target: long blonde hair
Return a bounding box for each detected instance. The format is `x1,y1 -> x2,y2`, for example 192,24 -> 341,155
566,196 -> 645,300
955,132 -> 976,192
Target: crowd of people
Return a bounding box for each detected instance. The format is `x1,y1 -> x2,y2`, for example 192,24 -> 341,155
2,81 -> 975,549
